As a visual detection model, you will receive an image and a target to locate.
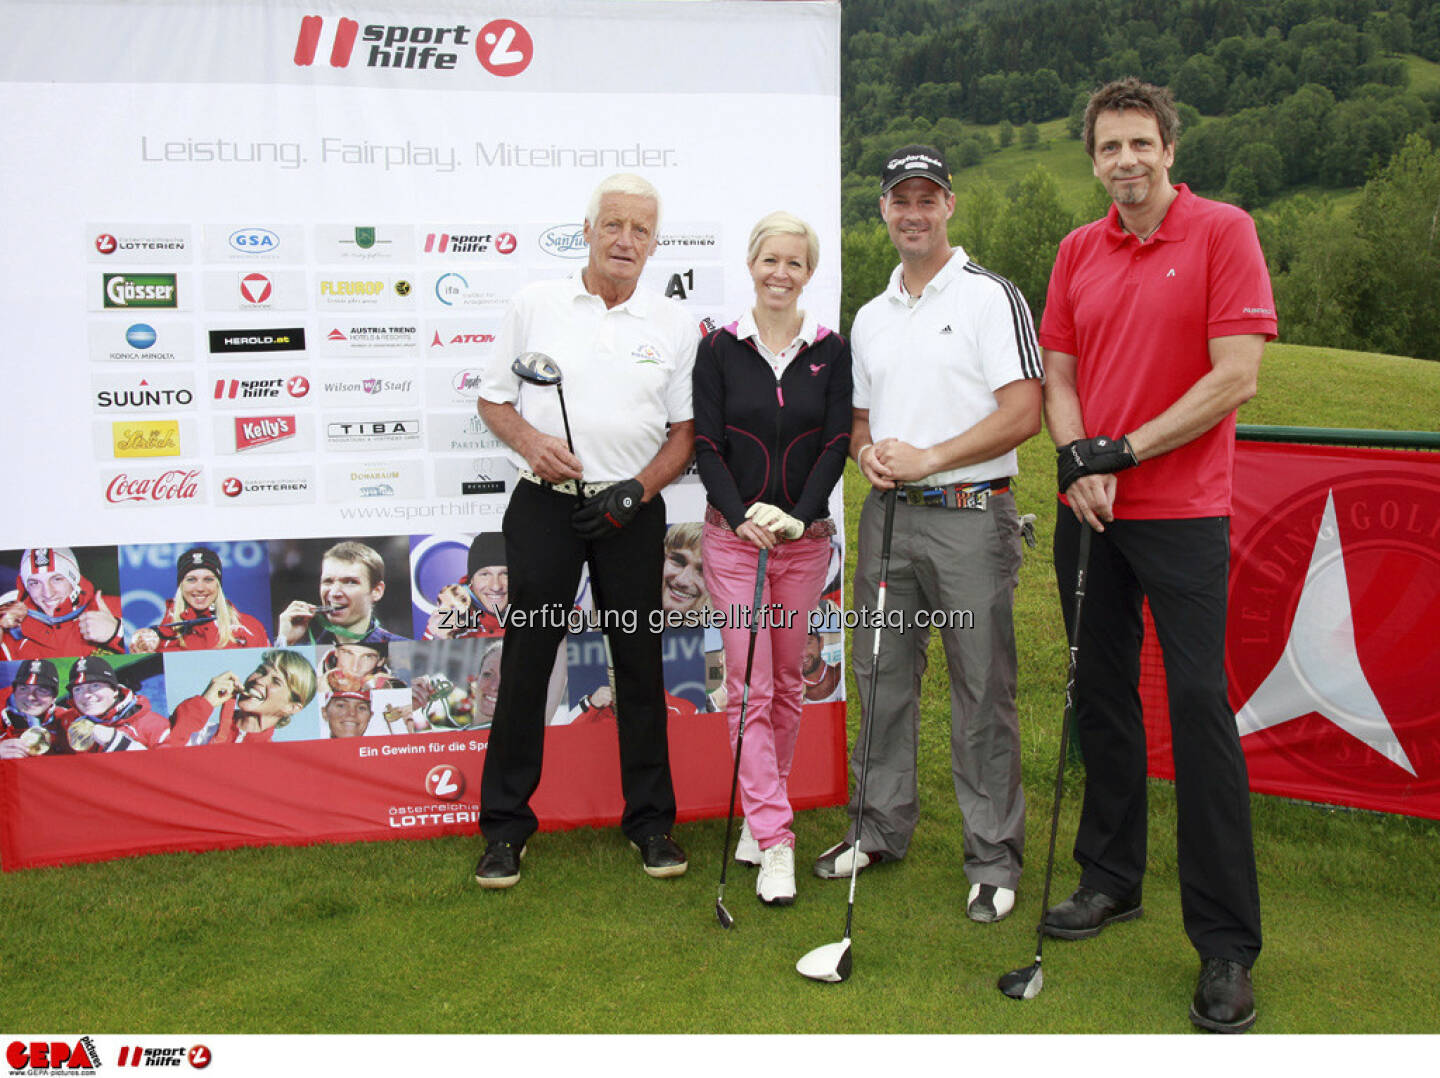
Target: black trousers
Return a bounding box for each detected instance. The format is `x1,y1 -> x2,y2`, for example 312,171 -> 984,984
1054,509 -> 1262,967
479,480 -> 675,846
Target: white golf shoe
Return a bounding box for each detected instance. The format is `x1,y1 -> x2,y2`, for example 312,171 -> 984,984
734,819 -> 761,867
757,843 -> 796,906
966,882 -> 1015,923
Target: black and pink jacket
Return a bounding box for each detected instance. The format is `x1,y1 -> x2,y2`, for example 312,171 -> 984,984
692,322 -> 852,529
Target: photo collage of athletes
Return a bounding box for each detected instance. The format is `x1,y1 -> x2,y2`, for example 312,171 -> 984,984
0,529 -> 844,760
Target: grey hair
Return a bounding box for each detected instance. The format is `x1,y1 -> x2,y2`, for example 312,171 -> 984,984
746,210 -> 819,272
584,173 -> 662,230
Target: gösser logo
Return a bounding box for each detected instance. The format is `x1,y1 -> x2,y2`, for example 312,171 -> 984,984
106,468 -> 201,504
103,273 -> 178,308
293,15 -> 532,75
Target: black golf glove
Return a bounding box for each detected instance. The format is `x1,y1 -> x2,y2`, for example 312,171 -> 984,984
1056,435 -> 1138,493
573,478 -> 645,540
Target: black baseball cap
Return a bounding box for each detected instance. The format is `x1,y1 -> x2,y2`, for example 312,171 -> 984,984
14,658 -> 60,694
881,144 -> 952,194
68,655 -> 120,690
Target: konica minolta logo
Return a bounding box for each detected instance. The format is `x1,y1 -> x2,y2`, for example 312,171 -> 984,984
538,224 -> 587,259
292,15 -> 533,76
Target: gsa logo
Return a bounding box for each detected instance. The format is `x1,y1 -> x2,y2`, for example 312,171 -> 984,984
230,228 -> 280,254
538,224 -> 587,259
126,323 -> 157,349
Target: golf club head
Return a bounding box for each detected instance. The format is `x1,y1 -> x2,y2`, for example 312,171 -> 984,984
997,963 -> 1043,1000
715,899 -> 735,930
511,351 -> 563,386
796,939 -> 852,983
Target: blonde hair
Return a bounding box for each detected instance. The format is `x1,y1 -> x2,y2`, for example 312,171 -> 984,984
171,583 -> 242,648
259,648 -> 318,725
746,211 -> 819,273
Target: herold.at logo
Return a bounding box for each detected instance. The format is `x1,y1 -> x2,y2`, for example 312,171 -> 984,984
104,468 -> 202,505
235,415 -> 296,450
6,1037 -> 100,1072
208,327 -> 306,354
103,273 -> 178,309
113,419 -> 181,458
293,15 -> 533,76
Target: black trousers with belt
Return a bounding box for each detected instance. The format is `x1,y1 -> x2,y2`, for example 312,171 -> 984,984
479,479 -> 675,846
1054,508 -> 1262,967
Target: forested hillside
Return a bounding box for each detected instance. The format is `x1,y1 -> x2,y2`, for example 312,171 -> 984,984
835,0 -> 1440,361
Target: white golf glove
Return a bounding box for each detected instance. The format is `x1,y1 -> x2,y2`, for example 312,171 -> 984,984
746,502 -> 804,540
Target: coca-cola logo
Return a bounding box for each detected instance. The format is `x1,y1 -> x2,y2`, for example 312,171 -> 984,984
105,468 -> 201,504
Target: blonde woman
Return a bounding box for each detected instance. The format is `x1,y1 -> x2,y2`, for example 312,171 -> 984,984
130,546 -> 269,652
693,211 -> 851,906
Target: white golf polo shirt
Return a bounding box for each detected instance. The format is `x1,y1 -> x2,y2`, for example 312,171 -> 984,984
480,273 -> 699,482
851,247 -> 1042,487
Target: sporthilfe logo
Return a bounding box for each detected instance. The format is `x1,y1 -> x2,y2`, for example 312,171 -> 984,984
293,16 -> 532,75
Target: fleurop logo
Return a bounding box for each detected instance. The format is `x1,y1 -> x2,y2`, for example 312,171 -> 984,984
293,15 -> 533,76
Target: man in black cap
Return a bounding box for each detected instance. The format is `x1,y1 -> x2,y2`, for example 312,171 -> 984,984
0,658 -> 65,757
814,144 -> 1043,925
425,532 -> 508,639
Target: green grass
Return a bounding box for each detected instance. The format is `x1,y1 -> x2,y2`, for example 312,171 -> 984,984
1402,52 -> 1440,95
3,344 -> 1438,1035
951,119 -> 1105,213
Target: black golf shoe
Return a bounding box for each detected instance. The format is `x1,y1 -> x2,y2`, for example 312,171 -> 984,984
1190,958 -> 1256,1033
635,833 -> 688,878
474,841 -> 524,889
1041,885 -> 1142,939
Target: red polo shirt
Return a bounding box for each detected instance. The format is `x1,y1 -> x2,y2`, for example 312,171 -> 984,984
1039,184 -> 1277,518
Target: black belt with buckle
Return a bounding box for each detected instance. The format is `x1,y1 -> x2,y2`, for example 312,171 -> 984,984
900,477 -> 1011,510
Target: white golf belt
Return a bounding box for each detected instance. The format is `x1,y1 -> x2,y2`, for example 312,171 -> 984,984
519,469 -> 620,497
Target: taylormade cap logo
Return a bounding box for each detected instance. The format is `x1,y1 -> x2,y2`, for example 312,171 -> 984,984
881,144 -> 952,194
293,15 -> 533,76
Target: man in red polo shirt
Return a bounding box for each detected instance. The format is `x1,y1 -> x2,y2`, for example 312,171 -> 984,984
1038,78 -> 1276,1034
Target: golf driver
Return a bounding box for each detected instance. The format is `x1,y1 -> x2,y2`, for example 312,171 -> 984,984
997,522 -> 1093,1001
509,351 -> 618,673
796,486 -> 898,983
715,547 -> 770,930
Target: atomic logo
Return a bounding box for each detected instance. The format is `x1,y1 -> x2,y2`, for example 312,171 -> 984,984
240,273 -> 272,304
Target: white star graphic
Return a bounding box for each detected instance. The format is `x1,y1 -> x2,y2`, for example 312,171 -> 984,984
1235,490 -> 1415,775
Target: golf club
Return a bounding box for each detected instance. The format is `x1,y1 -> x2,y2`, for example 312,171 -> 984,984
997,522 -> 1093,1001
796,486 -> 898,983
715,547 -> 770,929
509,350 -> 618,675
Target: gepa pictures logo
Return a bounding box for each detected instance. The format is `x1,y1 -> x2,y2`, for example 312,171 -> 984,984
6,1037 -> 100,1071
293,15 -> 532,76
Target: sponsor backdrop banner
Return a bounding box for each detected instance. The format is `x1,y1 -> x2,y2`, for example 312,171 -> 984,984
0,0 -> 846,869
1141,441 -> 1440,820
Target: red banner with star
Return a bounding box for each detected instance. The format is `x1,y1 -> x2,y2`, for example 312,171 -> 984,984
1141,440 -> 1440,818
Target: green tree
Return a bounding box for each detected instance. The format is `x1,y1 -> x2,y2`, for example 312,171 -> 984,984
1020,122 -> 1041,149
957,179 -> 1004,267
1172,54 -> 1227,113
1223,163 -> 1261,208
997,120 -> 1014,147
1351,134 -> 1440,359
988,166 -> 1075,316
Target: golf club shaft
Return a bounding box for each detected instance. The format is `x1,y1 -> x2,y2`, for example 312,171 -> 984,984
718,548 -> 770,900
556,384 -> 578,475
1030,522 -> 1093,963
844,486 -> 899,939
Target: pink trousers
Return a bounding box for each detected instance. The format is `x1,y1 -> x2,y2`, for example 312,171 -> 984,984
701,524 -> 831,850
